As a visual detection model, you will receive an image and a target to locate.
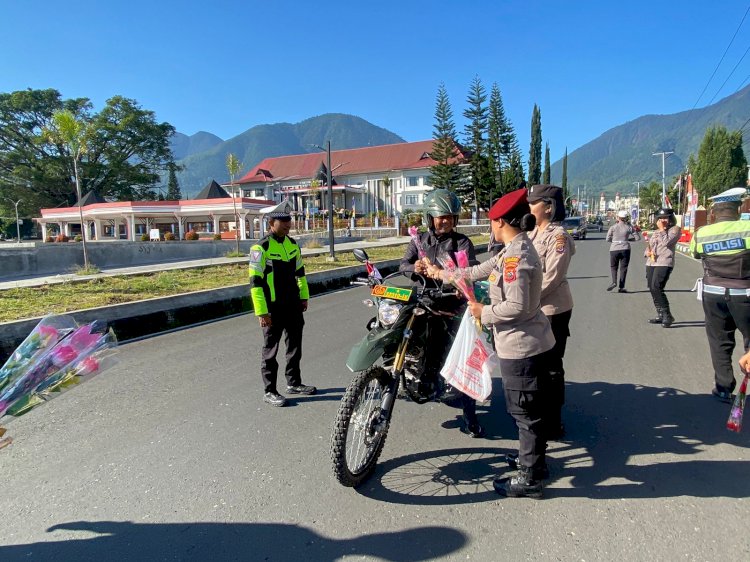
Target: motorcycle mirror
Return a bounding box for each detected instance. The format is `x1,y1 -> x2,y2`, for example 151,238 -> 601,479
353,248 -> 369,263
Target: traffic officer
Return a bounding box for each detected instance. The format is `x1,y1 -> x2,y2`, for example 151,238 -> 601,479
399,188 -> 483,437
605,210 -> 640,292
644,208 -> 681,327
689,187 -> 750,403
428,188 -> 555,499
527,184 -> 575,440
250,200 -> 316,407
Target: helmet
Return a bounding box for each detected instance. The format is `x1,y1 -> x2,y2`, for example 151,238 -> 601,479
655,207 -> 676,226
616,210 -> 629,220
422,189 -> 462,227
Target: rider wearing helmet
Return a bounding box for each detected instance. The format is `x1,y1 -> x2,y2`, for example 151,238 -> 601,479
399,188 -> 482,437
645,207 -> 681,327
606,209 -> 640,292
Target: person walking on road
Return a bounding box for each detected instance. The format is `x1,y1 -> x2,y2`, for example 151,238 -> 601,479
606,210 -> 640,292
527,184 -> 575,440
399,188 -> 484,438
645,208 -> 682,328
428,188 -> 555,499
249,200 -> 316,407
689,187 -> 750,403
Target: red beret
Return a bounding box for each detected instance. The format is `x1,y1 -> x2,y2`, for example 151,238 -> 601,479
488,188 -> 528,220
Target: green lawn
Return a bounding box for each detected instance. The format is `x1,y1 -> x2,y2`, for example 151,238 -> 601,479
0,235 -> 490,322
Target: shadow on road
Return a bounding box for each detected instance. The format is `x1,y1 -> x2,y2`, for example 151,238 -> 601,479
358,380 -> 750,505
0,521 -> 467,561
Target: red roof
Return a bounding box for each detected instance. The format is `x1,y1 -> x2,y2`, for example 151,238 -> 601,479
237,140 -> 464,185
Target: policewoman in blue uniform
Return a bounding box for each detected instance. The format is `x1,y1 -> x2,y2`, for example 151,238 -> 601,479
429,188 -> 555,499
689,187 -> 750,402
250,201 -> 317,407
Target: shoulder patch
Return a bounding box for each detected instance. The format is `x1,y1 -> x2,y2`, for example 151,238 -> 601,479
250,249 -> 263,263
503,256 -> 520,283
555,234 -> 567,254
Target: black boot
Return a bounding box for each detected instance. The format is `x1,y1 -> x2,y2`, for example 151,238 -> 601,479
661,308 -> 674,328
648,308 -> 663,324
505,453 -> 549,479
494,466 -> 543,499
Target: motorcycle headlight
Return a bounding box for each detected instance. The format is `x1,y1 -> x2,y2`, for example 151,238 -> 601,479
377,302 -> 403,327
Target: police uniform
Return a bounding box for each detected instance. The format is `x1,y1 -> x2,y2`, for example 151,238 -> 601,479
645,224 -> 681,326
606,220 -> 640,290
460,189 -> 555,485
250,201 -> 311,399
688,188 -> 750,398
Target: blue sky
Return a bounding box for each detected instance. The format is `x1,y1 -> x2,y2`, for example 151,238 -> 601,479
2,1 -> 749,165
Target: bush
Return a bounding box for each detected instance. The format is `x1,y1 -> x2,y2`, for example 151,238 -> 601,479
74,235 -> 82,242
185,230 -> 199,241
213,233 -> 222,241
164,232 -> 175,241
140,233 -> 150,241
55,234 -> 69,243
45,236 -> 54,243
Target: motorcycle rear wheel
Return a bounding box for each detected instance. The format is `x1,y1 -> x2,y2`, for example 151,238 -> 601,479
331,366 -> 394,487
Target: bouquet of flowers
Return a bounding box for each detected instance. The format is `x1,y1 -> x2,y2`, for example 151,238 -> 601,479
0,316 -> 117,418
726,373 -> 749,433
437,251 -> 476,303
408,226 -> 426,259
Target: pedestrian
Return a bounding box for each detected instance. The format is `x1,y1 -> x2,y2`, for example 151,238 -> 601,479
527,184 -> 575,440
689,187 -> 750,403
644,208 -> 681,327
605,209 -> 640,292
427,188 -> 555,499
399,188 -> 484,437
249,200 -> 316,407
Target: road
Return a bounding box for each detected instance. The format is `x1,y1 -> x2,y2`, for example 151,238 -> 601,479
1,233 -> 749,561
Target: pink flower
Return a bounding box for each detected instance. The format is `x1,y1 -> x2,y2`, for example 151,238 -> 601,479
37,325 -> 60,340
51,345 -> 78,367
76,356 -> 100,376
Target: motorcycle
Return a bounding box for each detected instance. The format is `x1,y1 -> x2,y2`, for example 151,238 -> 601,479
330,248 -> 463,487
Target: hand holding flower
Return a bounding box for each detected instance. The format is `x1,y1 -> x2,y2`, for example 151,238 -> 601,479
468,301 -> 484,319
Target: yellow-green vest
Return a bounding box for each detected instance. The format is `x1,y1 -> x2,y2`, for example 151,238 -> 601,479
249,235 -> 309,315
689,219 -> 750,286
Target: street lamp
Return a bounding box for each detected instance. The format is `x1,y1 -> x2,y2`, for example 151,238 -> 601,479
4,198 -> 21,243
633,181 -> 643,225
311,141 -> 336,261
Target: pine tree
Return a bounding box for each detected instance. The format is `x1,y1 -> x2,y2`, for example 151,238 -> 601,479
693,126 -> 748,199
502,149 -> 526,191
166,163 -> 182,200
528,104 -> 542,185
561,147 -> 569,202
429,83 -> 462,191
543,142 -> 551,184
462,76 -> 492,209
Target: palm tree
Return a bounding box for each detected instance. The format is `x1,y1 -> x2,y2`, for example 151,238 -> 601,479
46,110 -> 92,269
226,153 -> 242,254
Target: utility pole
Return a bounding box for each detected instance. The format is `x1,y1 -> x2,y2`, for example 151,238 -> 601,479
4,198 -> 21,243
633,181 -> 644,224
653,151 -> 673,207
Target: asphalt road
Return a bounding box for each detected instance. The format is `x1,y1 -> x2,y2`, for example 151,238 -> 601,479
1,233 -> 749,561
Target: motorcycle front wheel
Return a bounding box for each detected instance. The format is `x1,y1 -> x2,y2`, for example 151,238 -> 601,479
330,366 -> 394,487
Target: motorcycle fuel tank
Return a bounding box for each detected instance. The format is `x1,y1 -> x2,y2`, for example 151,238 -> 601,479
346,324 -> 402,372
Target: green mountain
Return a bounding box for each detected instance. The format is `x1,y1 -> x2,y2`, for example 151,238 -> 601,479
551,84 -> 750,195
174,113 -> 405,198
170,131 -> 224,159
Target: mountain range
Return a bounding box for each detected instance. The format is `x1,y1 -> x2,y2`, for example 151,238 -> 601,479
552,84 -> 750,195
171,114 -> 405,198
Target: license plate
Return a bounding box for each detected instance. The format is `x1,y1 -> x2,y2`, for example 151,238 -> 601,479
371,285 -> 413,301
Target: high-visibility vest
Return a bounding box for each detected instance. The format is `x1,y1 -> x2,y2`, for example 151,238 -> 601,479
249,234 -> 309,315
689,220 -> 750,286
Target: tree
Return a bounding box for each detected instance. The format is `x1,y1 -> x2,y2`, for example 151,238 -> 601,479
0,88 -> 176,212
693,125 -> 748,200
166,163 -> 182,200
638,181 -> 664,220
429,83 -> 462,191
528,104 -> 542,185
45,110 -> 93,269
226,153 -> 242,254
487,83 -> 514,200
501,150 -> 526,192
462,76 -> 493,210
543,142 -> 551,184
562,147 -> 569,198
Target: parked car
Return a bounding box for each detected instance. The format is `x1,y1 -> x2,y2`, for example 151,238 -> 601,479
562,216 -> 587,240
587,217 -> 604,232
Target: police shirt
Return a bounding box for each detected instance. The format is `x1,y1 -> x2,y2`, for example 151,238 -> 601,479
689,220 -> 750,289
249,233 -> 310,315
606,222 -> 639,251
645,226 -> 681,267
528,223 -> 575,315
460,232 -> 555,360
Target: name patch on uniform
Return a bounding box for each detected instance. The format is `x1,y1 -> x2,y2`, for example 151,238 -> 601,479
503,256 -> 520,283
488,273 -> 498,283
555,234 -> 567,254
703,238 -> 745,254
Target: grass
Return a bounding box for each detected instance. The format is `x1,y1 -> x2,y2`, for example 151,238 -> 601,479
0,235 -> 490,323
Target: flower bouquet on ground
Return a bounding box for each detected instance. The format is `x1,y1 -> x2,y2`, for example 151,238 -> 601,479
726,372 -> 749,433
0,316 -> 118,419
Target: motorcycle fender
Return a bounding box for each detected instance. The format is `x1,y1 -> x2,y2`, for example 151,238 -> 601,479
346,327 -> 400,372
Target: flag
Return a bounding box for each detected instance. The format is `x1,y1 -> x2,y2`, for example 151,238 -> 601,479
664,193 -> 672,208
366,261 -> 383,280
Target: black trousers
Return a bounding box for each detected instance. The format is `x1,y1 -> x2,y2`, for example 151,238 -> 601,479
500,352 -> 549,472
646,266 -> 673,310
702,292 -> 750,393
261,307 -> 304,393
546,310 -> 572,431
609,249 -> 631,288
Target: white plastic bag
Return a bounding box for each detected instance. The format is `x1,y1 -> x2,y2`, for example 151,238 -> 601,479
440,309 -> 498,401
